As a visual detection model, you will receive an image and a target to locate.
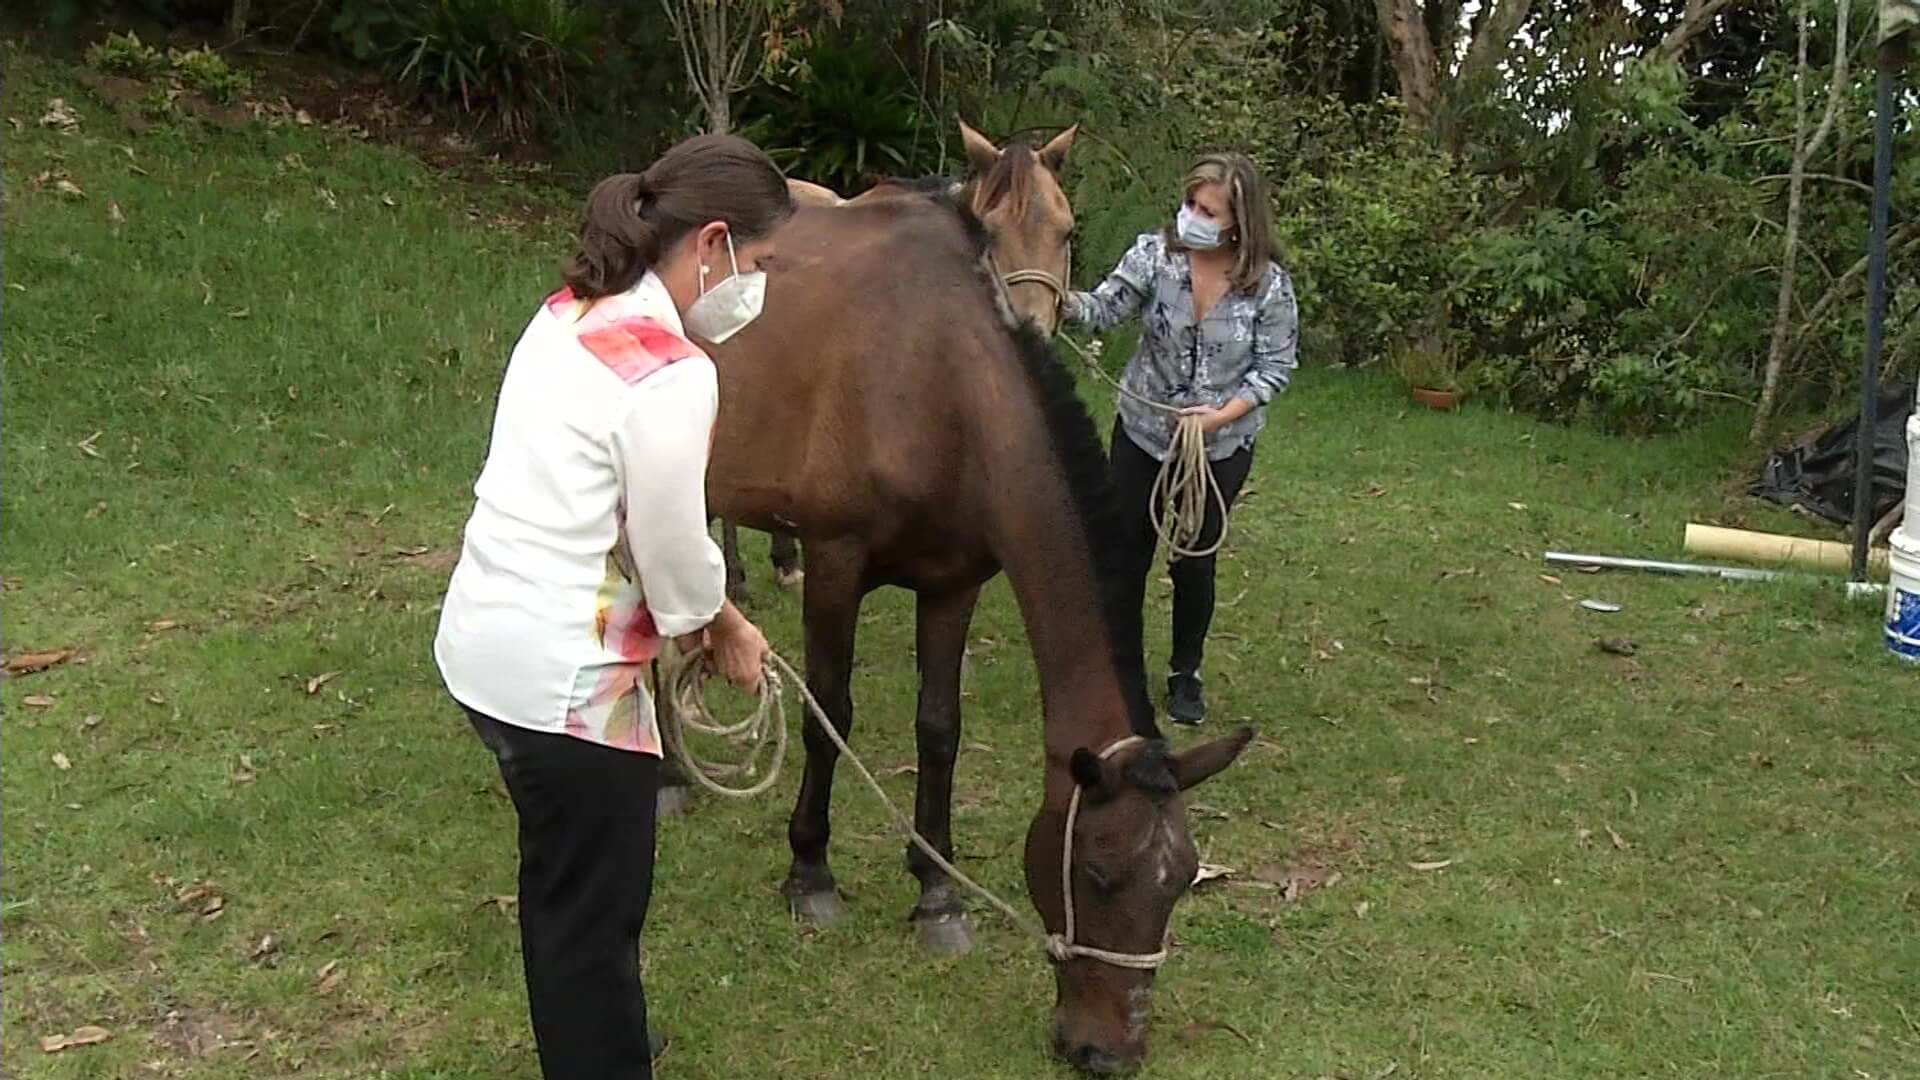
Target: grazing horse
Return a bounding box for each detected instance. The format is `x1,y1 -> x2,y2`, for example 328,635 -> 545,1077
695,124 -> 1255,1074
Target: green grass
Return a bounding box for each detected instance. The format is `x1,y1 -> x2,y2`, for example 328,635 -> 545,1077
6,42 -> 1918,1079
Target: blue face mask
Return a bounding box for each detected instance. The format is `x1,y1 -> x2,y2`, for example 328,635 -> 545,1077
1176,204 -> 1224,250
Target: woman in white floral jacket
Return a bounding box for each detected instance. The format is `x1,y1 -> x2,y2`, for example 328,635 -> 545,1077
1063,151 -> 1299,725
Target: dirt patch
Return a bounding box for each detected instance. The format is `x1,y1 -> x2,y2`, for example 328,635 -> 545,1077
151,1006 -> 250,1058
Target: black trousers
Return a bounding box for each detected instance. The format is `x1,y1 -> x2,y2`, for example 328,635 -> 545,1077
1109,416 -> 1255,676
467,708 -> 661,1080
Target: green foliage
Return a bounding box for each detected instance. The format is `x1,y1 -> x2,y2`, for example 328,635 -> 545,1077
389,0 -> 600,140
739,37 -> 938,191
168,45 -> 251,102
85,31 -> 167,77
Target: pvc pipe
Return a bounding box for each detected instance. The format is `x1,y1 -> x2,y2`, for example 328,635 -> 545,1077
1683,523 -> 1890,578
1543,551 -> 1886,599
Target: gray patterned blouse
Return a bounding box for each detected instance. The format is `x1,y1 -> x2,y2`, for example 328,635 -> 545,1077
1064,231 -> 1299,462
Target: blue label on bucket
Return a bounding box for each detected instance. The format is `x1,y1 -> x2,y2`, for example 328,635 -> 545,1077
1889,586 -> 1920,660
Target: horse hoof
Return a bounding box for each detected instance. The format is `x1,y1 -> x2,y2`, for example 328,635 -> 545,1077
776,568 -> 804,591
914,913 -> 975,955
788,890 -> 848,925
655,785 -> 693,819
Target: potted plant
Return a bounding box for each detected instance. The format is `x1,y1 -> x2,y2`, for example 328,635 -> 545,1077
1391,341 -> 1463,410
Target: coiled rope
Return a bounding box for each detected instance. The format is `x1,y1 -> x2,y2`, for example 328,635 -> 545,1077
1055,335 -> 1229,561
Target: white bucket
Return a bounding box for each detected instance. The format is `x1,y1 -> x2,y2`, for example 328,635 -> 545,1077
1888,526 -> 1920,662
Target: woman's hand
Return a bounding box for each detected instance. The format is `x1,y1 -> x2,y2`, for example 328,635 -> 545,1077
704,600 -> 770,695
1178,400 -> 1250,434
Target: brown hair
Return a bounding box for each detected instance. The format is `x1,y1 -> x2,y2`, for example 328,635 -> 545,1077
563,134 -> 794,300
1167,152 -> 1278,293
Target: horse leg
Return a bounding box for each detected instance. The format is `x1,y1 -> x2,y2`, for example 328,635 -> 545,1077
720,519 -> 748,603
771,529 -> 804,590
782,541 -> 866,925
906,584 -> 981,955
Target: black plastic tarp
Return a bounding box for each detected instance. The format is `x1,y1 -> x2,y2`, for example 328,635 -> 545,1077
1751,382 -> 1913,526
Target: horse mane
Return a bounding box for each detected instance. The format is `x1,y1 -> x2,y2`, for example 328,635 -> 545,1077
1001,320 -> 1159,739
861,173 -> 1161,740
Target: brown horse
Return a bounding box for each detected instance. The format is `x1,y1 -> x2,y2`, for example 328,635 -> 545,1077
696,125 -> 1255,1074
709,122 -> 1075,601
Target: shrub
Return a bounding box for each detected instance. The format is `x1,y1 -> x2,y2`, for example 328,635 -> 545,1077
86,31 -> 168,77
738,37 -> 937,192
168,46 -> 252,103
390,0 -> 599,140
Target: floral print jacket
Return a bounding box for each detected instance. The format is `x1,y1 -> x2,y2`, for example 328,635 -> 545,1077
1064,231 -> 1299,461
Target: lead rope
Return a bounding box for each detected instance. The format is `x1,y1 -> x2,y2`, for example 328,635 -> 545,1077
659,647 -> 1170,970
985,261 -> 1229,562
1055,334 -> 1229,561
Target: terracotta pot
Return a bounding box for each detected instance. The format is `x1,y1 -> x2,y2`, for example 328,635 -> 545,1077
1411,385 -> 1460,410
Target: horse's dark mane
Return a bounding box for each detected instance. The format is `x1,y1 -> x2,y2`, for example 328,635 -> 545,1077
1001,320 -> 1158,739
1124,742 -> 1179,796
880,182 -> 1158,739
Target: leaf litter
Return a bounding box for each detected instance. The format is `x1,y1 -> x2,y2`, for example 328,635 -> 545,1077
40,1026 -> 111,1053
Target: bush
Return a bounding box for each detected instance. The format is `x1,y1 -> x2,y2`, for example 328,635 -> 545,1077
390,0 -> 600,140
86,31 -> 168,77
738,37 -> 939,192
168,45 -> 251,102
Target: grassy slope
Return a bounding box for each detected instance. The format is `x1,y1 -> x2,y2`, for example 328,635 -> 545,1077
5,42 -> 1917,1080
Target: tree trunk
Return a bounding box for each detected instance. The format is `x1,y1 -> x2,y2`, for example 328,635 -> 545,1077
1373,0 -> 1441,134
1751,0 -> 1852,443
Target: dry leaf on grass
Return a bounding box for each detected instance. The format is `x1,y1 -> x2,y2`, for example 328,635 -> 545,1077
232,754 -> 257,784
39,98 -> 81,132
1606,826 -> 1631,851
40,1025 -> 111,1052
249,933 -> 279,963
1175,1019 -> 1253,1044
305,671 -> 342,695
1408,859 -> 1454,872
5,648 -> 76,676
1252,862 -> 1343,902
51,752 -> 73,771
24,695 -> 57,708
314,960 -> 345,993
1191,864 -> 1235,887
109,201 -> 125,224
148,619 -> 181,632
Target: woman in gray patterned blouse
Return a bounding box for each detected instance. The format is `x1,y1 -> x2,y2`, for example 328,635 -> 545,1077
1062,151 -> 1299,724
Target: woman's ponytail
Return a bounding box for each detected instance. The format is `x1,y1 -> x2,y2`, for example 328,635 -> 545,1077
561,135 -> 794,302
563,172 -> 661,300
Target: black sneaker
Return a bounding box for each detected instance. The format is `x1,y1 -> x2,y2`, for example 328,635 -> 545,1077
1166,672 -> 1207,725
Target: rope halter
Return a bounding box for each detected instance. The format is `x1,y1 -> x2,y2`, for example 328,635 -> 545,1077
1045,736 -> 1172,972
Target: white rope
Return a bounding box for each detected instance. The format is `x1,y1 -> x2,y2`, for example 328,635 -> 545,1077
1057,335 -> 1230,561
657,647 -> 1171,970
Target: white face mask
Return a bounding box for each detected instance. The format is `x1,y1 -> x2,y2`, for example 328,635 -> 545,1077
683,230 -> 766,344
1176,204 -> 1224,250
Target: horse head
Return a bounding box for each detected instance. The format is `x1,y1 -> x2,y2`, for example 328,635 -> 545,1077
1026,729 -> 1253,1074
959,121 -> 1078,336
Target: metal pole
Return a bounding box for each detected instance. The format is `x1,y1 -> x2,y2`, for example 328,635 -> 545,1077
1853,43 -> 1899,581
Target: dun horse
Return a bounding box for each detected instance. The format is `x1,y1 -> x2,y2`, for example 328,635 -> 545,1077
695,125 -> 1254,1073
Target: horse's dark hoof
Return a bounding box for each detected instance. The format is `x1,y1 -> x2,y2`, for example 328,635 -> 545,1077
914,912 -> 975,955
655,785 -> 692,819
788,890 -> 848,925
776,568 -> 804,591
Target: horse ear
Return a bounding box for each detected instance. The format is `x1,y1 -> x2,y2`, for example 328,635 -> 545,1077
1069,748 -> 1105,790
1037,124 -> 1079,174
1169,727 -> 1253,791
959,120 -> 1002,176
